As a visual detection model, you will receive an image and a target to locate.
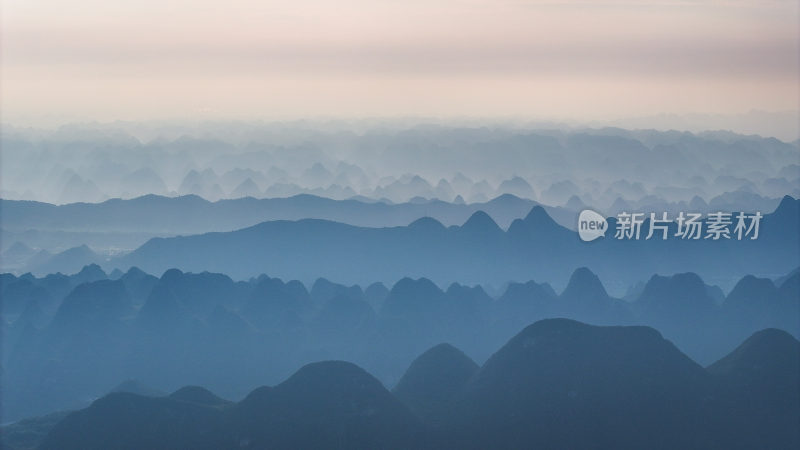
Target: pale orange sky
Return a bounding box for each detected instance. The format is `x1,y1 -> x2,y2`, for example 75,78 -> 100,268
1,0 -> 798,130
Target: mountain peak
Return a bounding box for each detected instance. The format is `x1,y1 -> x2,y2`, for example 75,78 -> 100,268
394,342 -> 478,399
72,263 -> 107,283
725,275 -> 777,309
771,195 -> 798,218
160,268 -> 184,282
461,210 -> 501,233
523,205 -> 557,227
561,267 -> 609,299
708,328 -> 800,383
393,343 -> 479,420
276,360 -> 396,403
641,272 -> 707,298
408,216 -> 445,231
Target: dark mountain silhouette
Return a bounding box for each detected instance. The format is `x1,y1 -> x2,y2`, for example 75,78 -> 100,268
774,272 -> 800,335
119,266 -> 159,304
139,268 -> 241,322
459,210 -> 503,236
441,283 -> 494,355
39,392 -> 229,450
1,410 -> 72,450
636,272 -> 716,324
228,361 -> 423,449
68,262 -> 107,285
634,272 -> 722,362
706,329 -> 800,449
378,278 -> 451,362
3,264 -> 798,424
17,297 -> 48,328
24,362 -> 426,449
312,294 -> 376,347
1,274 -> 53,315
243,276 -> 309,330
447,319 -> 710,449
493,279 -> 557,338
364,281 -> 389,311
137,280 -> 187,331
558,267 -> 631,324
393,343 -> 478,423
51,279 -> 132,329
26,322 -> 800,450
722,275 -> 779,335
310,277 -> 364,309
3,279 -> 136,422
381,277 -> 446,320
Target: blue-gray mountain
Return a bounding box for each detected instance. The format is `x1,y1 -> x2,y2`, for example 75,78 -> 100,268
2,264 -> 797,423
10,320 -> 798,450
110,196 -> 799,292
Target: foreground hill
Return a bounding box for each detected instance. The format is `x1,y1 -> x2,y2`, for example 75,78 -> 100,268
20,320 -> 799,450
446,319 -> 709,449
39,361 -> 423,450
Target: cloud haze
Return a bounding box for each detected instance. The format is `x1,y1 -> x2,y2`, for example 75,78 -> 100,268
2,0 -> 798,135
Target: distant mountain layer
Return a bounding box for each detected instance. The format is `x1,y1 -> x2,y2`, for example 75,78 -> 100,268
0,193 -> 567,233
18,320 -> 799,450
111,196 -> 800,291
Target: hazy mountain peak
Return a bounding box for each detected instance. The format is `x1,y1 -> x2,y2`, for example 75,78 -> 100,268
53,279 -> 132,326
160,268 -> 184,281
72,263 -> 107,283
169,386 -> 230,406
523,205 -> 557,227
726,275 -> 777,304
771,195 -> 799,220
409,216 -> 446,231
641,272 -> 708,299
3,241 -> 34,258
122,266 -> 147,279
460,210 -> 501,233
561,267 -> 609,299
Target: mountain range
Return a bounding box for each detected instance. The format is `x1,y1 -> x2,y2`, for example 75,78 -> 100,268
2,191 -> 789,264
106,195 -> 800,292
5,319 -> 796,449
3,262 -> 797,423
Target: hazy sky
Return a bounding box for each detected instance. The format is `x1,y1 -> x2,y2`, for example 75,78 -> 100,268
2,0 -> 798,133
